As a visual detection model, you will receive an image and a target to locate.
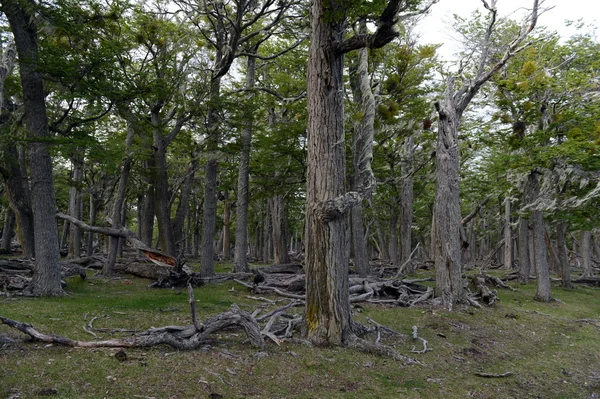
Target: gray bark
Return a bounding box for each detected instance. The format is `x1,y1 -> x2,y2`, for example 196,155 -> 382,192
556,220 -> 572,288
200,77 -> 221,277
349,32 -> 376,278
530,171 -> 551,302
104,122 -> 135,275
518,216 -> 530,284
173,154 -> 197,257
432,0 -> 539,306
3,0 -> 64,295
432,98 -> 464,307
233,54 -> 256,272
222,192 -> 231,261
503,198 -> 512,270
271,195 -> 290,265
139,168 -> 155,248
2,208 -> 15,252
581,230 -> 593,277
1,145 -> 35,258
400,136 -> 415,273
67,155 -> 83,258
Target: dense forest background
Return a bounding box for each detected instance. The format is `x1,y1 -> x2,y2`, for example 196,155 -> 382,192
0,0 -> 599,335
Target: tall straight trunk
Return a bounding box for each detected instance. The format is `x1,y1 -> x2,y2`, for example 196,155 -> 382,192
192,197 -> 200,259
152,121 -> 176,257
2,144 -> 35,258
2,208 -> 14,252
3,0 -> 63,295
349,36 -> 375,278
222,192 -> 231,261
104,122 -> 135,275
581,230 -> 593,277
400,136 -> 414,273
432,99 -> 464,307
503,197 -> 512,270
173,155 -> 197,257
233,55 -> 256,272
518,217 -> 530,284
86,193 -> 99,255
556,220 -> 572,288
67,155 -> 83,258
262,201 -> 272,262
530,171 -> 550,302
139,161 -> 155,248
389,209 -> 399,266
374,218 -> 390,261
271,195 -> 290,265
201,78 -> 221,277
304,2 -> 352,345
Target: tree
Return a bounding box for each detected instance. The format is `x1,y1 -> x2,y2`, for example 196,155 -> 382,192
305,0 -> 434,345
432,0 -> 539,307
1,0 -> 64,296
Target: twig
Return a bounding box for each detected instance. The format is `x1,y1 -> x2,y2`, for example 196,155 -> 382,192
411,326 -> 429,354
256,300 -> 302,322
188,283 -> 204,332
395,243 -> 421,277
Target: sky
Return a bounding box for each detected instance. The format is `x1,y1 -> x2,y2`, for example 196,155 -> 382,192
415,0 -> 599,59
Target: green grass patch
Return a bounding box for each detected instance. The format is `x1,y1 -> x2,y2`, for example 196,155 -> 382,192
1,269 -> 600,398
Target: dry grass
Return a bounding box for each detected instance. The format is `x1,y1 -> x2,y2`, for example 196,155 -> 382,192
1,265 -> 600,399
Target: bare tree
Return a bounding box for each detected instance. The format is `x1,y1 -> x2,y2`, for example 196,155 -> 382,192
432,0 -> 540,307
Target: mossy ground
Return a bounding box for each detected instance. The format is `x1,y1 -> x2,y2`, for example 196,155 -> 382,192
1,263 -> 599,399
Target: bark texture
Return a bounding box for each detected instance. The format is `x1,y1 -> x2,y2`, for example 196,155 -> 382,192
304,1 -> 352,345
530,171 -> 550,302
3,0 -> 64,296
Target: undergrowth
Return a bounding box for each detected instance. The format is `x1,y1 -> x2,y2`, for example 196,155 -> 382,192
1,264 -> 599,399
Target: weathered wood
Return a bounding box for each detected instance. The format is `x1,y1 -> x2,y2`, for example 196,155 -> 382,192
0,304 -> 265,350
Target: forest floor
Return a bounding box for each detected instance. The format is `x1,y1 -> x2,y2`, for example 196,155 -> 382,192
1,261 -> 599,399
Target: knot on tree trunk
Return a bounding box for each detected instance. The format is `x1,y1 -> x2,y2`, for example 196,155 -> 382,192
314,192 -> 361,223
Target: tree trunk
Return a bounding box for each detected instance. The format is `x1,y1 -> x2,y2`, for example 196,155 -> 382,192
173,155 -> 197,257
67,155 -> 83,258
556,220 -> 572,288
222,192 -> 231,261
400,136 -> 414,273
581,230 -> 593,277
201,78 -> 221,277
152,122 -> 176,257
304,2 -> 353,345
389,209 -> 399,266
86,192 -> 99,256
432,99 -> 464,307
1,144 -> 35,258
349,38 -> 375,278
2,207 -> 15,253
271,195 -> 290,265
530,171 -> 550,302
233,55 -> 256,272
503,197 -> 512,270
518,216 -> 530,284
374,218 -> 390,261
139,178 -> 155,248
3,0 -> 64,296
104,122 -> 135,275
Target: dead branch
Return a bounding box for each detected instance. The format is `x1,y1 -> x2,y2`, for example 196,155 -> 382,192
411,326 -> 429,354
474,371 -> 514,378
0,303 -> 265,350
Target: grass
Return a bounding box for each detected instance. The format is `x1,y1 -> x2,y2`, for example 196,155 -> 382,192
1,263 -> 600,399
